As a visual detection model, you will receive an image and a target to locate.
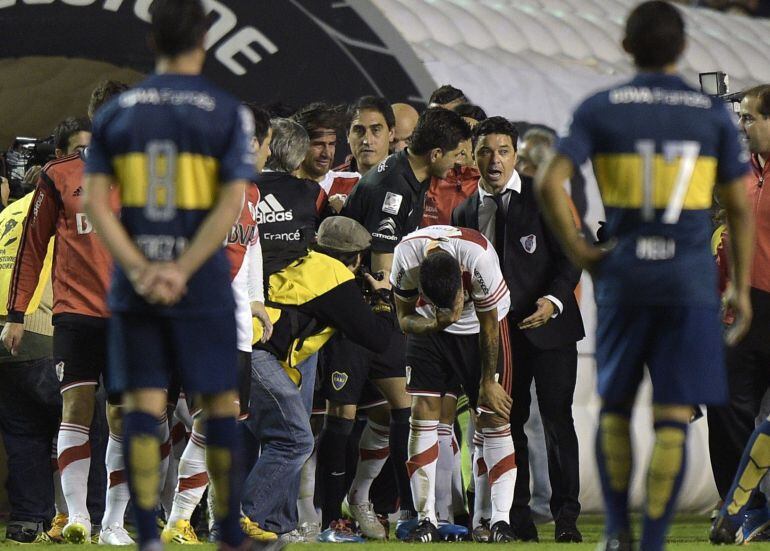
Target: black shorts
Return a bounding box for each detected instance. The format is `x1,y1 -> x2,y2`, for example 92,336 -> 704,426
53,314 -> 108,394
405,317 -> 512,412
320,326 -> 406,408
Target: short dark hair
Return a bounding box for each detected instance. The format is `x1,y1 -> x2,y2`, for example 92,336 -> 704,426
88,80 -> 129,119
347,96 -> 395,130
292,102 -> 345,138
410,108 -> 472,156
420,251 -> 461,309
624,1 -> 685,69
150,0 -> 207,58
429,85 -> 467,106
472,116 -> 519,151
453,103 -> 487,122
744,84 -> 770,118
53,117 -> 91,152
245,103 -> 272,144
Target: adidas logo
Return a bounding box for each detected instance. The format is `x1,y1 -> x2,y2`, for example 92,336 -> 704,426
257,194 -> 294,223
73,186 -> 83,197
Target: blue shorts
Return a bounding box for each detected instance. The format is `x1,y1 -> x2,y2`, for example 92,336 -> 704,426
107,312 -> 238,396
595,303 -> 727,406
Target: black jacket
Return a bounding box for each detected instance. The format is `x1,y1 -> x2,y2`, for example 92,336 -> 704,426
254,171 -> 319,275
452,174 -> 584,349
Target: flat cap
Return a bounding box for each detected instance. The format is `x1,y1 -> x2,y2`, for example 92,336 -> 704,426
316,216 -> 371,252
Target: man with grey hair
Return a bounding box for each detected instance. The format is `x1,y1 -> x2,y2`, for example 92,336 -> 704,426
266,117 -> 310,173
256,117 -> 321,276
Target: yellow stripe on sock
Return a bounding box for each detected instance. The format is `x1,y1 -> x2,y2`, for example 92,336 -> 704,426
206,446 -> 232,520
728,433 -> 770,516
600,414 -> 632,492
129,434 -> 161,511
646,426 -> 686,520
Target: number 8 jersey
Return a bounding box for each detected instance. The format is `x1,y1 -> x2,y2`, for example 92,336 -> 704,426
557,73 -> 750,306
86,74 -> 256,316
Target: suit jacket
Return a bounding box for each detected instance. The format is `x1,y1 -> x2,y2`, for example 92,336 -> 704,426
452,174 -> 584,350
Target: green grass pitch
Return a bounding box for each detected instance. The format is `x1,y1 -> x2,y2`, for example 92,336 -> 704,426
3,516 -> 770,549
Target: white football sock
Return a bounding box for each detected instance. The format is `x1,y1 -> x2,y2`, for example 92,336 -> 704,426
482,424 -> 516,526
101,433 -> 130,528
168,431 -> 209,525
407,418 -> 439,524
349,420 -> 390,505
58,423 -> 91,522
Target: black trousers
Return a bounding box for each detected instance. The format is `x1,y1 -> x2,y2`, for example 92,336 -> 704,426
0,356 -> 108,526
508,327 -> 580,527
707,288 -> 770,504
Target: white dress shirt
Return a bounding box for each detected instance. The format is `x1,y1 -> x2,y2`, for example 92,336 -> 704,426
476,170 -> 563,317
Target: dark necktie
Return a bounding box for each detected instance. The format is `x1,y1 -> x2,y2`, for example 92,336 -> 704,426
491,191 -> 508,264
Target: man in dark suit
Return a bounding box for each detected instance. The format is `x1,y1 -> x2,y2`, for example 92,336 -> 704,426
452,117 -> 584,543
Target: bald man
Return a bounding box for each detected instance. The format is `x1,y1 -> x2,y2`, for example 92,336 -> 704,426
390,103 -> 419,152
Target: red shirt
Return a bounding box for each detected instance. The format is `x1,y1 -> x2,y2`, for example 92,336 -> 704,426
420,165 -> 480,227
747,154 -> 770,294
8,152 -> 117,321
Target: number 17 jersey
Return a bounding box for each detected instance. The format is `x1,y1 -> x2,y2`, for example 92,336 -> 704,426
557,73 -> 749,306
86,73 -> 256,316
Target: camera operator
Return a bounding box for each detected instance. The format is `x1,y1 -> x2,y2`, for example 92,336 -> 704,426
241,216 -> 396,540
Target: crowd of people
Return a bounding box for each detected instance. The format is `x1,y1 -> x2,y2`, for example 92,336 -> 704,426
0,1 -> 769,551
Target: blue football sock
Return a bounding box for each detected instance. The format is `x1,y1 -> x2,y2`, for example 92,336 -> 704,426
595,408 -> 632,537
721,419 -> 770,526
206,416 -> 245,547
123,411 -> 162,546
641,420 -> 688,551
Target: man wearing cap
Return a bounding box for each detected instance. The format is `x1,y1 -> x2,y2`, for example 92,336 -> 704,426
241,216 -> 396,539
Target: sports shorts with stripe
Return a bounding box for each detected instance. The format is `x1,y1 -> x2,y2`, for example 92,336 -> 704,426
405,317 -> 513,412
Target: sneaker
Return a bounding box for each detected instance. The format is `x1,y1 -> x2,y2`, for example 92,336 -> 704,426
33,531 -> 53,544
90,525 -> 101,545
6,521 -> 46,544
403,519 -> 438,543
345,500 -> 385,540
62,514 -> 91,544
298,522 -> 321,541
740,507 -> 770,543
318,520 -> 364,543
99,524 -> 134,545
598,530 -> 633,551
472,519 -> 491,543
208,526 -> 220,544
277,529 -> 305,545
710,514 -> 741,545
395,517 -> 418,541
161,519 -> 200,544
489,520 -> 516,542
437,520 -> 469,541
47,513 -> 68,543
240,516 -> 278,542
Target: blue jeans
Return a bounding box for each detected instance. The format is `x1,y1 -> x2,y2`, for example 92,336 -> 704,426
241,351 -> 316,534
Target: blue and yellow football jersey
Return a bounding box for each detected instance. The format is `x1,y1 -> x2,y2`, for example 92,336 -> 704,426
558,73 -> 749,305
86,74 -> 256,316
